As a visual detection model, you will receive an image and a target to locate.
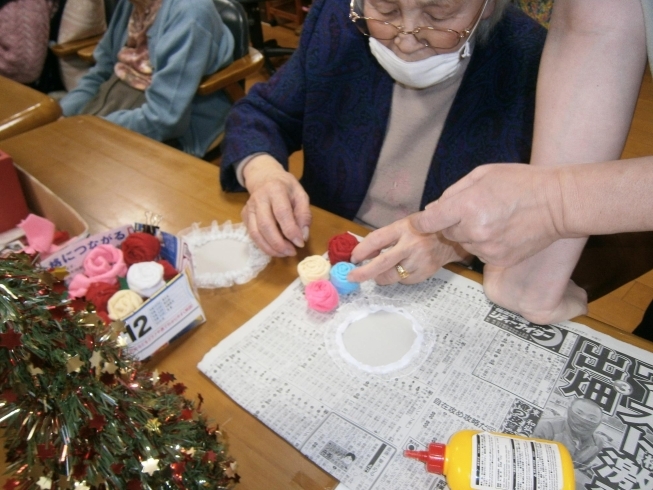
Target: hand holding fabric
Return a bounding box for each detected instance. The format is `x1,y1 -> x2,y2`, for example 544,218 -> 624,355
241,155 -> 311,257
348,215 -> 471,285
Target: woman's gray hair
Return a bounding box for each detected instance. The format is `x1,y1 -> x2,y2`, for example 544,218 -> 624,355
476,0 -> 511,44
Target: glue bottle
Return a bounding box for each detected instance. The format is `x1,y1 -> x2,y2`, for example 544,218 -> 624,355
404,430 -> 575,490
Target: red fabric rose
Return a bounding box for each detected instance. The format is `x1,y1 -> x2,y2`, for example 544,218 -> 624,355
327,232 -> 359,265
97,310 -> 112,325
121,232 -> 161,266
85,281 -> 120,313
157,259 -> 179,281
53,230 -> 70,245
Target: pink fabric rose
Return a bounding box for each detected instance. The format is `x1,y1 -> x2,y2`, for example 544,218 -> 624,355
67,245 -> 127,298
305,280 -> 339,313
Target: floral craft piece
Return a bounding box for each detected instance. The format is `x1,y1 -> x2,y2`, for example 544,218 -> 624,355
299,232 -> 362,312
68,244 -> 128,298
329,262 -> 360,295
297,255 -> 331,285
108,289 -> 144,320
121,231 -> 161,266
85,281 -> 120,313
305,279 -> 339,313
327,232 -> 359,265
127,261 -> 166,298
158,258 -> 179,281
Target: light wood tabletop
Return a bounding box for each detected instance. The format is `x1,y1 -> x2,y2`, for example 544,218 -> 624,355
1,115 -> 652,489
0,75 -> 62,142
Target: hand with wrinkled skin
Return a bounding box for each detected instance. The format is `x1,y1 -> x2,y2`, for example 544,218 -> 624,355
241,154 -> 311,257
347,215 -> 471,285
411,164 -> 567,267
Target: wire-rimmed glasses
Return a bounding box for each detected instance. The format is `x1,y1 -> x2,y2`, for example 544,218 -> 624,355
349,0 -> 490,49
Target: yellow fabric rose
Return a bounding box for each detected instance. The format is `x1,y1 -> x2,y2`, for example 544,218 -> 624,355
107,289 -> 144,320
297,255 -> 331,285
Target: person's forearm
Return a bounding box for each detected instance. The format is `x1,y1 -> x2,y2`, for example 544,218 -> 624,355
531,0 -> 646,168
549,158 -> 653,236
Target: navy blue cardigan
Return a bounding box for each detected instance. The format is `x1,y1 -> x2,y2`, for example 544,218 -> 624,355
220,0 -> 547,220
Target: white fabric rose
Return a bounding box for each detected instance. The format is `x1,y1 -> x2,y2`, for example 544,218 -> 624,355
126,261 -> 166,298
107,290 -> 144,320
297,255 -> 331,285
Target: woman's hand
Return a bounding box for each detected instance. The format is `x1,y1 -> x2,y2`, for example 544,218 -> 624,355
241,155 -> 312,257
347,215 -> 471,285
411,164 -> 566,267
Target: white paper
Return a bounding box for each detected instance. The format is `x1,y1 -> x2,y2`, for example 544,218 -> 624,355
199,268 -> 653,490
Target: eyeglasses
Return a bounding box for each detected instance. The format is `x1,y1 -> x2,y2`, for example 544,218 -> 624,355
349,0 -> 489,49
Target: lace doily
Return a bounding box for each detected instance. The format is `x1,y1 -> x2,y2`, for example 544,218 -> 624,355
324,297 -> 435,380
178,221 -> 270,288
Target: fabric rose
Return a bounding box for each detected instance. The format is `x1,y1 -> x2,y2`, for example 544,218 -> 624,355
297,255 -> 331,285
18,214 -> 58,255
157,259 -> 178,281
121,232 -> 161,266
85,281 -> 120,313
107,289 -> 144,320
97,310 -> 112,325
329,262 -> 359,295
327,233 -> 359,265
305,280 -> 339,313
126,261 -> 166,298
67,244 -> 127,298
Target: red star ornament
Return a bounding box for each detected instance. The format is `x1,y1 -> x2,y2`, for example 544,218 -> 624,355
37,444 -> 57,460
203,450 -> 217,463
0,328 -> 22,349
1,389 -> 18,404
88,415 -> 106,431
172,382 -> 186,395
159,372 -> 176,384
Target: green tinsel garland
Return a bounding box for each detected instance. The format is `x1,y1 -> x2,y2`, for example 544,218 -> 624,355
0,254 -> 238,489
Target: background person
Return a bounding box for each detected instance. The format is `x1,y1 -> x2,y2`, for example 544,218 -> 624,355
59,0 -> 234,157
221,0 -> 547,286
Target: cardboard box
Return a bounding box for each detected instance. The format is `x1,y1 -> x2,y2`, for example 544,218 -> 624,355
0,164 -> 89,253
43,226 -> 206,361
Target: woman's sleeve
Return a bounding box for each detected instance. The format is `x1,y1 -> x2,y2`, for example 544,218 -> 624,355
103,3 -> 234,142
219,0 -> 326,191
59,3 -> 127,116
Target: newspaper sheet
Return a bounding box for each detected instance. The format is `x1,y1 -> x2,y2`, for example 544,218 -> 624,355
199,268 -> 653,490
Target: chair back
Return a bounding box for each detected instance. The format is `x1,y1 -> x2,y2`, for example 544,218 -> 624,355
212,0 -> 250,61
104,0 -> 119,22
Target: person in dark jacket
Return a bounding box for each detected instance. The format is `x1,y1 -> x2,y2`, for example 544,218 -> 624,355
221,0 -> 546,285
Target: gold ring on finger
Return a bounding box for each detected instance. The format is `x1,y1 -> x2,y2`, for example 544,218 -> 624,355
395,264 -> 410,280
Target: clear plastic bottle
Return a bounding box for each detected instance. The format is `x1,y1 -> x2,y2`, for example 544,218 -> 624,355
404,430 -> 575,490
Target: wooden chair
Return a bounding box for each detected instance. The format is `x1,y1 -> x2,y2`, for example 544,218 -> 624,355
238,0 -> 295,75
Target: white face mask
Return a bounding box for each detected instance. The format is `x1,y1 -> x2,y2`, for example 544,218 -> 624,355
368,38 -> 472,89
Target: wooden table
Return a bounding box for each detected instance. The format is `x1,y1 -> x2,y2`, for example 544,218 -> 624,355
1,115 -> 651,489
0,75 -> 62,142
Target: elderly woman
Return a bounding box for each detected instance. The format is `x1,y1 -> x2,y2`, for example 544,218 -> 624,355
220,0 -> 546,283
59,0 -> 234,157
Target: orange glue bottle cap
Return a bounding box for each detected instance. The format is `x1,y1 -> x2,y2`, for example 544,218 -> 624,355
404,443 -> 446,474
